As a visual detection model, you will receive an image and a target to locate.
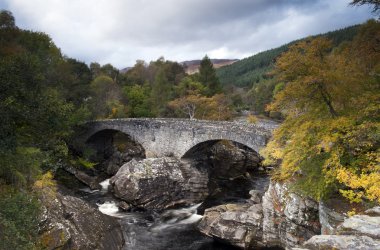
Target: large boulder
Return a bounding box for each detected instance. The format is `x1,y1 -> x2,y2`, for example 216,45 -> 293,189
110,157 -> 208,209
198,203 -> 264,249
262,181 -> 320,248
303,235 -> 380,250
365,206 -> 380,216
198,180 -> 321,249
302,205 -> 380,250
38,185 -> 125,250
338,215 -> 380,239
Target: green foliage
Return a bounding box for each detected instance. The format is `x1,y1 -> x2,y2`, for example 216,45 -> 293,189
0,10 -> 91,183
150,68 -> 172,116
123,84 -> 152,117
217,25 -> 359,88
174,76 -> 206,97
0,188 -> 41,250
0,10 -> 15,29
247,79 -> 277,114
199,55 -> 222,96
88,75 -> 124,118
216,25 -> 360,115
58,58 -> 92,107
0,147 -> 43,188
217,46 -> 287,87
0,12 -> 95,246
76,157 -> 97,169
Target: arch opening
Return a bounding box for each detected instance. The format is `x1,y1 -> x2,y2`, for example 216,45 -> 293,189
85,129 -> 146,176
181,139 -> 269,213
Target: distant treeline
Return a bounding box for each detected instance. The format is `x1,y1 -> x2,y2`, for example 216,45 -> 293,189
216,25 -> 361,116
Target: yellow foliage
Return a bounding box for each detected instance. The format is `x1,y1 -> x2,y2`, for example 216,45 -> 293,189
168,93 -> 232,120
262,21 -> 380,204
347,208 -> 357,217
247,114 -> 258,124
34,171 -> 57,198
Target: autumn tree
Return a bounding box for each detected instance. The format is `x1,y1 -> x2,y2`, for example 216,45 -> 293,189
174,76 -> 206,97
168,94 -> 202,120
169,93 -> 232,120
89,75 -> 124,118
124,60 -> 148,86
262,20 -> 380,203
123,84 -> 152,117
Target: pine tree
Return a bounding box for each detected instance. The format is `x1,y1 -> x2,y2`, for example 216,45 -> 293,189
199,55 -> 221,96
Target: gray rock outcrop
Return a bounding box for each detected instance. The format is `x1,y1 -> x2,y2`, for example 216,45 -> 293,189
262,181 -> 320,248
38,185 -> 125,250
338,215 -> 380,239
198,180 -> 321,249
319,200 -> 346,234
61,164 -> 101,190
303,235 -> 380,250
198,203 -> 263,249
302,207 -> 380,249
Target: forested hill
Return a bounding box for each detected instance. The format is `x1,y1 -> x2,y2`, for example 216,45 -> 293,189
216,24 -> 360,87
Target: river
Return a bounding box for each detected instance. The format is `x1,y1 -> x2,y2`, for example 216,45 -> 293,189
77,174 -> 270,250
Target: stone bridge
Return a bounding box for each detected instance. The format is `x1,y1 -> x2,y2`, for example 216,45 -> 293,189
74,118 -> 276,158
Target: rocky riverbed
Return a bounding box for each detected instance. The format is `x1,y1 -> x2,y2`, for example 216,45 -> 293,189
43,133 -> 380,250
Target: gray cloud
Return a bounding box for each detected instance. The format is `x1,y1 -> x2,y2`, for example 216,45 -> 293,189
2,0 -> 373,68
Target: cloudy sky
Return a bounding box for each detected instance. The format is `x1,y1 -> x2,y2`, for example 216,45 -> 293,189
0,0 -> 373,68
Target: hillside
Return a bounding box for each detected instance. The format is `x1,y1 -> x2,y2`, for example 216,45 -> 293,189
182,58 -> 238,74
217,24 -> 360,87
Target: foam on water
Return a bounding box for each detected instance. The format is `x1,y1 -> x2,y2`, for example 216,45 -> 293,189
97,201 -> 126,218
99,178 -> 111,193
79,187 -> 99,193
150,203 -> 203,231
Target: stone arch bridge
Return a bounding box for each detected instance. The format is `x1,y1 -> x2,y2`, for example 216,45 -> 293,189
74,118 -> 275,158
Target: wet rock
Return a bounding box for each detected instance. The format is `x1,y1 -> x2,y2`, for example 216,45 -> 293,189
365,207 -> 380,216
62,165 -> 101,190
249,190 -> 264,204
118,201 -> 131,211
40,224 -> 71,250
319,200 -> 346,235
262,181 -> 320,248
338,215 -> 380,239
38,185 -> 125,250
110,157 -> 208,209
198,203 -> 264,249
303,235 -> 380,250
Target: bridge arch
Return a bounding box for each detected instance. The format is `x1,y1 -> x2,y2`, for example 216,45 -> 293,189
74,118 -> 274,159
181,139 -> 257,159
85,129 -> 146,159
